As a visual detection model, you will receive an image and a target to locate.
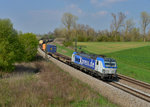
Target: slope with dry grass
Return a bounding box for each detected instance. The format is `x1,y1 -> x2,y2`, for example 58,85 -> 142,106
0,59 -> 118,107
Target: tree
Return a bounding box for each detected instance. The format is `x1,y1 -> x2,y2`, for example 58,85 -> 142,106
147,29 -> 150,41
0,19 -> 21,71
61,13 -> 78,46
140,11 -> 150,42
110,12 -> 126,40
54,28 -> 67,38
125,28 -> 141,41
61,13 -> 78,31
19,33 -> 38,61
123,19 -> 135,41
125,19 -> 135,33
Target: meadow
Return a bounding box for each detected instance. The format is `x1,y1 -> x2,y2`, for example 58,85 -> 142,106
77,42 -> 150,54
55,43 -> 74,56
56,42 -> 150,83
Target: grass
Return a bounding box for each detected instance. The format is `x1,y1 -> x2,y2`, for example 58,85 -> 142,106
77,42 -> 150,54
0,60 -> 118,107
55,42 -> 150,83
55,43 -> 74,56
55,42 -> 150,57
106,46 -> 150,83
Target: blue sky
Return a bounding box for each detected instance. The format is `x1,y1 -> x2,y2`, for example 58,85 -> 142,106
0,0 -> 150,34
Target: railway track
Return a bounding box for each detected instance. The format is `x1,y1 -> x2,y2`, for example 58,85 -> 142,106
40,47 -> 150,103
118,74 -> 150,90
108,81 -> 150,103
53,52 -> 150,102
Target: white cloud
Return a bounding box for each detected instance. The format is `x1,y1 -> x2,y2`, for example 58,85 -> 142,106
97,11 -> 108,15
27,4 -> 84,33
92,10 -> 108,17
29,4 -> 84,20
65,4 -> 83,15
90,0 -> 127,7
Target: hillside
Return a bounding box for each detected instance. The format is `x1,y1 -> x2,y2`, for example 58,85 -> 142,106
0,58 -> 117,107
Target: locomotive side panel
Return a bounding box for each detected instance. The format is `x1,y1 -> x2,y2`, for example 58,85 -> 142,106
74,55 -> 95,70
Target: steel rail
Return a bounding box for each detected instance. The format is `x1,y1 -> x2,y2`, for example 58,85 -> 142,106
118,74 -> 150,90
108,82 -> 150,102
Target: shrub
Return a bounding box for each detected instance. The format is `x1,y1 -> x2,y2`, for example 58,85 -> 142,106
63,40 -> 73,47
19,33 -> 38,61
0,19 -> 21,71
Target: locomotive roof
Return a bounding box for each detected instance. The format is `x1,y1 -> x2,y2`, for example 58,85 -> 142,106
76,51 -> 106,59
104,58 -> 116,62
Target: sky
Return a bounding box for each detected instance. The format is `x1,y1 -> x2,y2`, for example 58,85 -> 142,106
0,0 -> 150,34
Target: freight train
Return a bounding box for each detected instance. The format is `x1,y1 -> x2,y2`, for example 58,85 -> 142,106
40,41 -> 117,80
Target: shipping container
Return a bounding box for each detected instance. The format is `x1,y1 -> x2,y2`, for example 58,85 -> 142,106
42,44 -> 46,51
46,44 -> 57,53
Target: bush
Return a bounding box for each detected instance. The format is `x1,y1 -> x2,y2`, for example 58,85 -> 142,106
97,35 -> 108,42
78,35 -> 86,42
19,33 -> 38,61
63,40 -> 73,47
0,19 -> 21,71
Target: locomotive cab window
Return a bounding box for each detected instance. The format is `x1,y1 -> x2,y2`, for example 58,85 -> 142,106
104,58 -> 116,67
96,61 -> 99,65
75,57 -> 80,62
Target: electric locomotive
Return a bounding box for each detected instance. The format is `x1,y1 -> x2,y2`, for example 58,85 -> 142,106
71,52 -> 117,79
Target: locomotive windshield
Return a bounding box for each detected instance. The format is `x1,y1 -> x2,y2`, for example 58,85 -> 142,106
104,58 -> 117,67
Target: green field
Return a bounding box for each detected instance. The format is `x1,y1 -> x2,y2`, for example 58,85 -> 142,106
107,46 -> 150,83
77,42 -> 150,54
55,43 -> 74,56
56,42 -> 150,83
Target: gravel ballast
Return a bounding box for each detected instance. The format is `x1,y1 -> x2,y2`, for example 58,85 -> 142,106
119,79 -> 150,94
38,48 -> 150,107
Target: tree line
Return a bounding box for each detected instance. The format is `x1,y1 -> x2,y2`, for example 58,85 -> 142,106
50,11 -> 150,46
0,19 -> 38,72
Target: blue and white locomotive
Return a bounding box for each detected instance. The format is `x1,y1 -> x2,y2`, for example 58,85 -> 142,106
71,52 -> 117,79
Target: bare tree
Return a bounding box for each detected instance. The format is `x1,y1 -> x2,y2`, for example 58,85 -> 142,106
125,19 -> 135,33
147,29 -> 150,41
61,13 -> 78,31
110,12 -> 126,40
61,13 -> 78,43
141,11 -> 150,42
